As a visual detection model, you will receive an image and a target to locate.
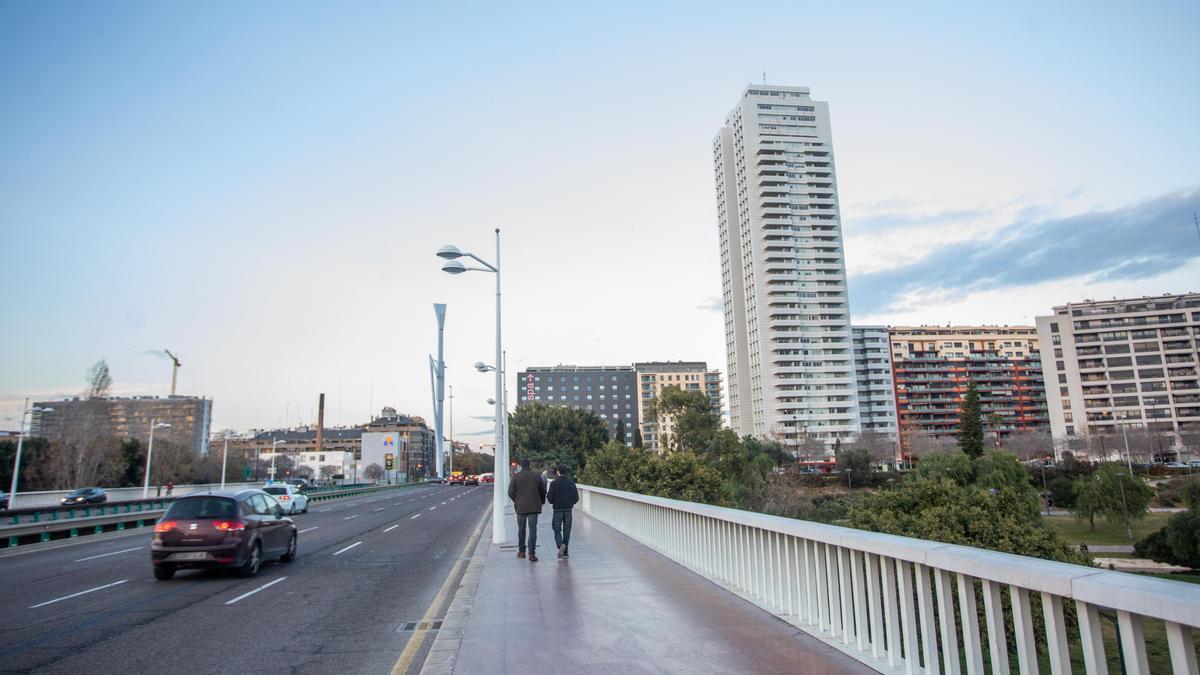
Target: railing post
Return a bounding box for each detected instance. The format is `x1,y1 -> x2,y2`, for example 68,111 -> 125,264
896,560 -> 920,675
867,553 -> 885,661
1117,610 -> 1151,675
915,563 -> 940,675
850,548 -> 867,652
1010,587 -> 1039,675
934,568 -> 961,675
816,542 -> 830,633
838,547 -> 854,645
981,580 -> 1010,675
957,574 -> 985,675
1165,622 -> 1199,675
1040,593 -> 1071,675
1074,601 -> 1108,675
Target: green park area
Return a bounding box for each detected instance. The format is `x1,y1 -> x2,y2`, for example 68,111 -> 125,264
1042,511 -> 1172,547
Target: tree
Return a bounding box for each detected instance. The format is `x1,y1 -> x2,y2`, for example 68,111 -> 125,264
508,403 -> 609,473
320,465 -> 341,479
649,387 -> 721,453
579,441 -> 731,506
363,463 -> 384,482
85,360 -> 113,399
614,418 -> 626,444
1074,463 -> 1153,536
632,427 -> 643,449
835,446 -> 874,479
1003,431 -> 1054,463
957,381 -> 984,458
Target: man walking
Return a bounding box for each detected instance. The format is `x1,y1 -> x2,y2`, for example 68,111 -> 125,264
507,458 -> 546,561
546,463 -> 579,559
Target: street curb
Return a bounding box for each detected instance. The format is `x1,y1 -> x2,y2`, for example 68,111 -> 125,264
418,511 -> 492,675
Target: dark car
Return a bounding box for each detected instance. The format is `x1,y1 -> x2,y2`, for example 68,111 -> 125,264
464,474 -> 479,486
151,489 -> 297,580
61,487 -> 107,505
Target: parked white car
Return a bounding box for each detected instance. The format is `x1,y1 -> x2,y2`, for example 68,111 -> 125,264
262,483 -> 309,514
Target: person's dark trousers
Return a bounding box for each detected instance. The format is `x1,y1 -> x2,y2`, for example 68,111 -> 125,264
552,510 -> 573,553
516,513 -> 539,553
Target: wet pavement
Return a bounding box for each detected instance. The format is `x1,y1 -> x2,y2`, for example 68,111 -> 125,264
437,509 -> 874,674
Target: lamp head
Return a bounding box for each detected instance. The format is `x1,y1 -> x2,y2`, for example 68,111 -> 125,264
487,398 -> 496,405
441,260 -> 468,275
436,245 -> 464,260
474,361 -> 490,372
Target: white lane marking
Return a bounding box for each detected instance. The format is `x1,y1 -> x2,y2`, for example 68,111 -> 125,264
299,526 -> 319,534
384,524 -> 399,533
347,502 -> 358,506
343,514 -> 359,520
374,508 -> 384,512
429,506 -> 436,511
440,501 -> 447,505
75,547 -> 141,562
334,541 -> 363,556
225,577 -> 287,605
410,514 -> 421,520
31,579 -> 128,609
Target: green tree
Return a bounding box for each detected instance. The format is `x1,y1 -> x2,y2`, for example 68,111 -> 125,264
508,403 -> 609,473
1073,464 -> 1153,537
578,441 -> 655,494
615,418 -> 626,444
914,450 -> 974,486
119,438 -> 145,487
835,446 -> 874,479
649,386 -> 721,453
578,441 -> 731,506
632,427 -> 643,449
957,381 -> 985,458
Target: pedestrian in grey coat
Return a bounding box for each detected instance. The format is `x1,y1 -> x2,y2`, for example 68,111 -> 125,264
507,458 -> 546,561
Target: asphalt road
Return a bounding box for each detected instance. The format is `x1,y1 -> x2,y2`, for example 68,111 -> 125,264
0,483 -> 492,674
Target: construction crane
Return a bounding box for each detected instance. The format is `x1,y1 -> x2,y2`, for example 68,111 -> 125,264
164,349 -> 181,396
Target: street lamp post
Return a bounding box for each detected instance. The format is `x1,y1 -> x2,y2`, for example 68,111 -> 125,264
268,438 -> 284,482
438,230 -> 509,546
142,419 -> 172,499
8,400 -> 53,511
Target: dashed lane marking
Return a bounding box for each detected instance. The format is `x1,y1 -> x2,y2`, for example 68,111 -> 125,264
225,577 -> 287,605
333,542 -> 363,556
384,524 -> 399,533
31,580 -> 128,609
75,547 -> 141,562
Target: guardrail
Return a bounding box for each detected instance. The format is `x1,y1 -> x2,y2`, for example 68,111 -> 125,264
580,485 -> 1200,675
1,481 -> 424,549
6,482 -> 262,510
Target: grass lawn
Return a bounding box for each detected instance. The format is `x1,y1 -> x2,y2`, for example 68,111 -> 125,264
1141,572 -> 1200,585
1042,511 -> 1172,546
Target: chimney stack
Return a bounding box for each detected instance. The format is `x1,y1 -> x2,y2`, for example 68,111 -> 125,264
316,393 -> 326,457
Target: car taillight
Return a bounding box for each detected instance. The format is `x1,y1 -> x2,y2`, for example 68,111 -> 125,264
279,495 -> 289,500
154,521 -> 177,532
213,520 -> 246,532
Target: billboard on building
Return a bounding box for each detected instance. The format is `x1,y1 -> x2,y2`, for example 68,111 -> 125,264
360,432 -> 407,481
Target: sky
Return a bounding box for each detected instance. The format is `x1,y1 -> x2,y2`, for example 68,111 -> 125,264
2,1 -> 1198,437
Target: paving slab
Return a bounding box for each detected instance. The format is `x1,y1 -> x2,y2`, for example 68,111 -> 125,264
444,509 -> 874,674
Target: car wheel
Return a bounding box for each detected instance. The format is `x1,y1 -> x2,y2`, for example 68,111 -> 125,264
154,566 -> 176,581
280,532 -> 297,563
238,542 -> 262,578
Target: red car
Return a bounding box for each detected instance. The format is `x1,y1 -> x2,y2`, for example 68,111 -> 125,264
151,489 -> 297,580
480,473 -> 495,484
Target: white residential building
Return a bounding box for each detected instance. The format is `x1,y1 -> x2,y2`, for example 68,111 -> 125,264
851,326 -> 898,438
714,85 -> 859,450
1036,293 -> 1200,444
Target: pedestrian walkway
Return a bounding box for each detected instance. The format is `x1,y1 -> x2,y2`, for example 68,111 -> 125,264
422,509 -> 873,674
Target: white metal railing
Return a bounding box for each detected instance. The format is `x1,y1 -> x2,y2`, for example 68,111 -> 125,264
579,485 -> 1200,675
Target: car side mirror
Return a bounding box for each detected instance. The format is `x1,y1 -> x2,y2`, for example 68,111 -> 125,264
274,506 -> 284,518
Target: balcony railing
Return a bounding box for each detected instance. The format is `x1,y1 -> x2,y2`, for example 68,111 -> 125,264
579,485 -> 1200,675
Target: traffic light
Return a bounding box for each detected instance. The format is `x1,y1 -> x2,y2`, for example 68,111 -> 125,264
384,453 -> 394,470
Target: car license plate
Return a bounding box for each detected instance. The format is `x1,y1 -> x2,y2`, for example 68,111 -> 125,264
170,552 -> 208,561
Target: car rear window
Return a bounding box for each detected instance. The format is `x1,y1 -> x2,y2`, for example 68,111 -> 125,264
263,487 -> 287,495
164,498 -> 238,520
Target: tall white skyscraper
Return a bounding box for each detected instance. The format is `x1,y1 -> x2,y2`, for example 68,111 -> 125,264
713,85 -> 860,450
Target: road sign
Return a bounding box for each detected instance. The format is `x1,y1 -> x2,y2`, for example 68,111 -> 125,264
385,453 -> 394,470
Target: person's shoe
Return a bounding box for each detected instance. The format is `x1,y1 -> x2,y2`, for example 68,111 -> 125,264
517,551 -> 526,559
529,553 -> 538,562
557,544 -> 566,559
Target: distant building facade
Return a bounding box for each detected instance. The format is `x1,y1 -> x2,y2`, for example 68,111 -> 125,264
31,396 -> 213,455
634,361 -> 723,452
1036,293 -> 1200,443
851,327 -> 898,438
888,326 -> 1049,452
517,365 -> 638,439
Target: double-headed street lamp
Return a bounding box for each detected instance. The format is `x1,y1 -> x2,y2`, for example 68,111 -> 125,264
438,230 -> 509,545
142,419 -> 172,499
8,400 -> 53,510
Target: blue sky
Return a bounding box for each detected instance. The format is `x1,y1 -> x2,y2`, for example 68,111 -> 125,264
2,1 -> 1198,434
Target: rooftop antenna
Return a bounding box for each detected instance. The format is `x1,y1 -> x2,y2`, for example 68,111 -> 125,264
164,349 -> 181,396
762,68 -> 767,84
1193,212 -> 1199,244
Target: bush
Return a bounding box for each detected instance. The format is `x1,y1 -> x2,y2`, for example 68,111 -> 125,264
1135,511 -> 1200,569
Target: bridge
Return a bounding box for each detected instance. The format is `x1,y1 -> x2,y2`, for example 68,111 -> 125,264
0,483 -> 1197,674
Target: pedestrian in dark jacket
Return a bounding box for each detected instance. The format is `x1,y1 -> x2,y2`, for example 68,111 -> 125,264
546,464 -> 579,559
507,458 -> 546,561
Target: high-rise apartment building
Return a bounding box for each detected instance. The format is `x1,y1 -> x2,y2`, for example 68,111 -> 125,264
714,85 -> 859,449
517,366 -> 638,439
634,361 -> 723,452
1036,294 -> 1200,442
889,326 -> 1049,451
31,396 -> 213,455
851,327 -> 898,437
